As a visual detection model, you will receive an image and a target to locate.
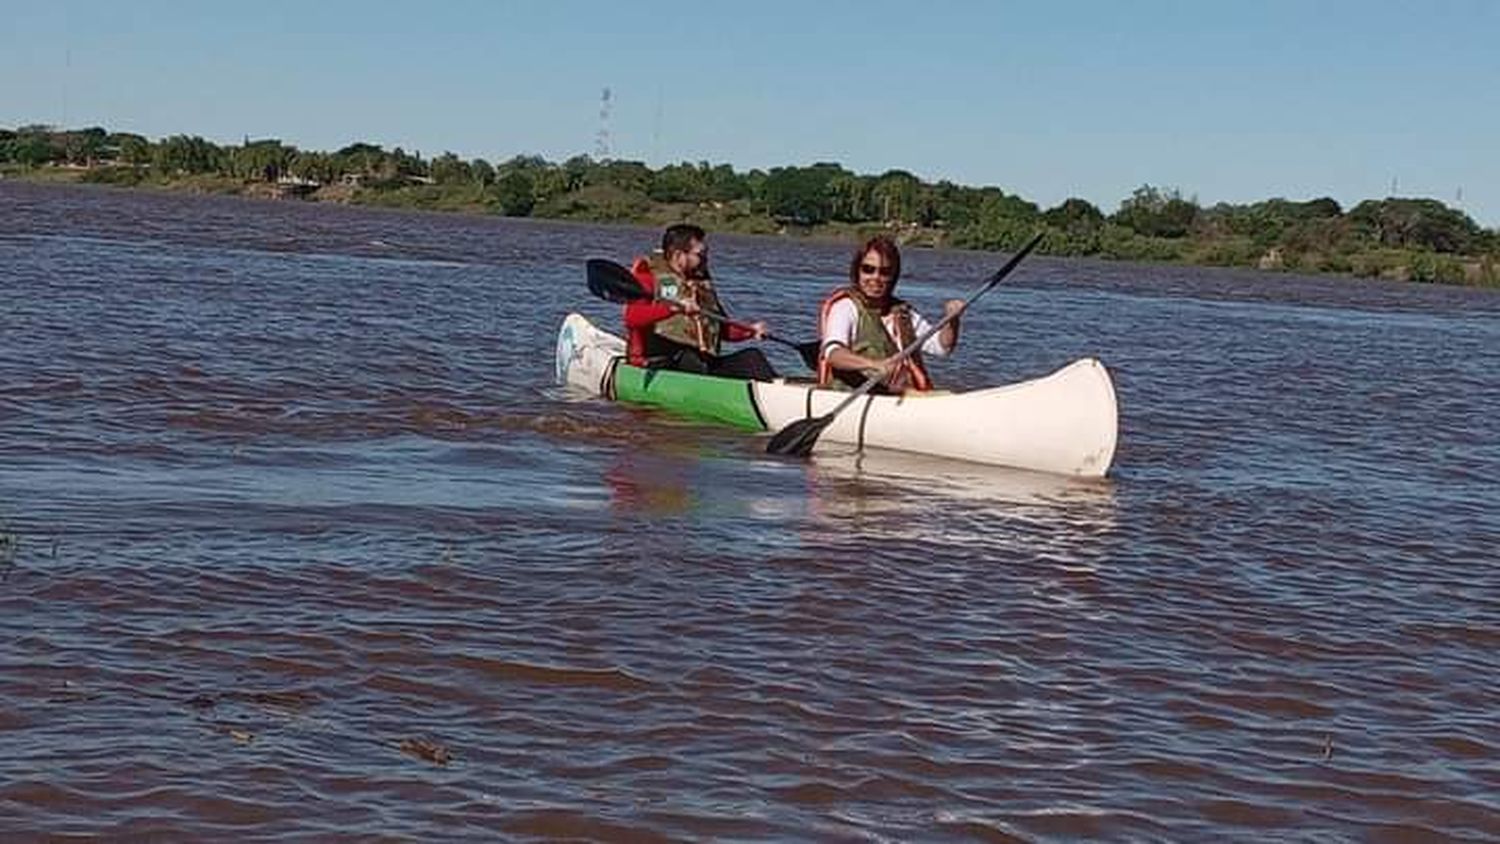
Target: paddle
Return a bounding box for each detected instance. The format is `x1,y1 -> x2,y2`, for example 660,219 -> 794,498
765,232 -> 1046,458
585,258 -> 823,371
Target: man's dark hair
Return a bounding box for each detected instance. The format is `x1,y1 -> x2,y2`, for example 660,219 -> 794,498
661,223 -> 707,257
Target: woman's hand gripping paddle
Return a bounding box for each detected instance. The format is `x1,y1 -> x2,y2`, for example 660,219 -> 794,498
585,259 -> 822,371
764,232 -> 1045,458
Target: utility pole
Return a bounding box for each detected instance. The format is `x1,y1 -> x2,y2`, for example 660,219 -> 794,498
652,84 -> 663,165
62,47 -> 71,128
594,87 -> 612,161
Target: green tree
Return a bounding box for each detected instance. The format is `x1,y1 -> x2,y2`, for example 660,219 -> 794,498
1113,185 -> 1198,238
335,142 -> 385,178
594,159 -> 652,194
471,158 -> 495,187
704,163 -> 748,202
560,155 -> 593,192
1043,198 -> 1105,229
430,152 -> 472,186
152,135 -> 223,174
826,173 -> 870,222
761,164 -> 843,224
107,132 -> 152,166
976,188 -> 1040,223
532,166 -> 576,204
233,139 -> 295,181
63,127 -> 107,165
648,162 -> 707,203
387,147 -> 428,179
289,151 -> 337,183
872,170 -> 920,222
928,180 -> 980,228
5,131 -> 55,167
1348,198 -> 1481,253
496,171 -> 535,216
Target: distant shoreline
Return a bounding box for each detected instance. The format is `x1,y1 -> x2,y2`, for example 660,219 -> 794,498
4,158 -> 1497,288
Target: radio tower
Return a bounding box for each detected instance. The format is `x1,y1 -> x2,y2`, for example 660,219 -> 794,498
594,87 -> 612,161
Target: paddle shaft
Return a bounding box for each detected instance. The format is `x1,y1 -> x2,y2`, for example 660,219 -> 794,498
676,309 -> 822,371
584,258 -> 819,366
813,232 -> 1045,421
668,306 -> 802,351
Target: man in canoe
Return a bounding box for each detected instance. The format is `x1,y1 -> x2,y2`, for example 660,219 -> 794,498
818,235 -> 964,393
625,223 -> 779,380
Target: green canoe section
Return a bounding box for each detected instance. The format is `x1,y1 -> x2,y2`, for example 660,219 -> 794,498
611,364 -> 768,432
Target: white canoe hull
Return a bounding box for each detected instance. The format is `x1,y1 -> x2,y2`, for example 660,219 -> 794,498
557,313 -> 1118,477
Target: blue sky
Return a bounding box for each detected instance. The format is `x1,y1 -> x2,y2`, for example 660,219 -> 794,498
5,0 -> 1498,226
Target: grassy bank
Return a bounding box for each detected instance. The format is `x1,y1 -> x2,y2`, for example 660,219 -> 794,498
7,160 -> 1497,288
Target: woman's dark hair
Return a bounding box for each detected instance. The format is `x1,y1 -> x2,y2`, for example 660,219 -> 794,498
848,235 -> 901,287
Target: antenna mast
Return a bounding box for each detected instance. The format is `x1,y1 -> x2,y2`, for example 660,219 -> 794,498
595,87 -> 612,161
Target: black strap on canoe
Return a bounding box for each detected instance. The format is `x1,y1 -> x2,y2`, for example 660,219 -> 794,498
855,395 -> 876,453
603,356 -> 623,400
744,382 -> 768,430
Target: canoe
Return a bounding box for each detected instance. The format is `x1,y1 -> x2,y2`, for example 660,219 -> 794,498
556,313 -> 1119,477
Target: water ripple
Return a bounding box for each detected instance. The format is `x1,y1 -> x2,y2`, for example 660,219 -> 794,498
3,181 -> 1498,840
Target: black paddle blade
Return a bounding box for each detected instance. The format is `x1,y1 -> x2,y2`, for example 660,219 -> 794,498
760,334 -> 822,372
793,341 -> 822,372
766,414 -> 833,457
585,258 -> 650,303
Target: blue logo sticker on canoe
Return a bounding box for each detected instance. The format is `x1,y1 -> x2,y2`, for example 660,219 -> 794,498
556,322 -> 577,384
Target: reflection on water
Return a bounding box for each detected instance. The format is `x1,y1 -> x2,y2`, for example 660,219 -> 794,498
599,440 -> 1122,564
604,446 -> 706,516
806,446 -> 1119,547
811,445 -> 1117,508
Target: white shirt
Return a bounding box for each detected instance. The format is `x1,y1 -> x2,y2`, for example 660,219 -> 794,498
820,298 -> 951,359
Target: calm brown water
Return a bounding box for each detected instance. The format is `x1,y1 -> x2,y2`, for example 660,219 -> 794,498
2,181 -> 1498,841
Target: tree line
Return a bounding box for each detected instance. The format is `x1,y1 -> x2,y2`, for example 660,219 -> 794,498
4,124 -> 1496,285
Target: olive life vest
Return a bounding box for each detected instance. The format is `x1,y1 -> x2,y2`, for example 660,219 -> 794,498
635,254 -> 725,354
816,288 -> 934,392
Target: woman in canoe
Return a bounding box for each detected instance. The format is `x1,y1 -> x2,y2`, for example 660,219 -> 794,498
624,223 -> 779,381
818,235 -> 964,393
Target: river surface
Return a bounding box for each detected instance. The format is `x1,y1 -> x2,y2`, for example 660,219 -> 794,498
2,181 -> 1498,841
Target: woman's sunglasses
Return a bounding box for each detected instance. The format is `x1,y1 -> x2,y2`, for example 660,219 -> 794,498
859,263 -> 895,278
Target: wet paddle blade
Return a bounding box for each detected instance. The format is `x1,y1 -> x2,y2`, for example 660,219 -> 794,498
585,258 -> 650,303
794,341 -> 822,372
765,414 -> 833,457
760,334 -> 822,372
